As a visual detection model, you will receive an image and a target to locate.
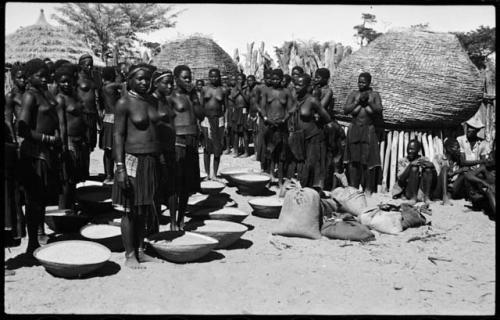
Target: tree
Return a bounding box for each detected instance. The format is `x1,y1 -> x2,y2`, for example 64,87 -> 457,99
411,23 -> 430,31
454,26 -> 495,69
52,3 -> 183,63
143,42 -> 162,57
353,13 -> 382,47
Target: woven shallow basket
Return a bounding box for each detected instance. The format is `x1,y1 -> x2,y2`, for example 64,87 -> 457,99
148,231 -> 218,263
248,197 -> 284,219
232,173 -> 271,195
331,29 -> 483,129
219,167 -> 251,186
34,240 -> 110,278
152,36 -> 239,81
184,220 -> 248,249
80,224 -> 123,252
188,207 -> 248,223
45,210 -> 90,234
76,186 -> 113,215
200,180 -> 226,195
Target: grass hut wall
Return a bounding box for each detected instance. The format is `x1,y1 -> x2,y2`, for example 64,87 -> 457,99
5,9 -> 104,66
152,36 -> 239,81
331,30 -> 484,129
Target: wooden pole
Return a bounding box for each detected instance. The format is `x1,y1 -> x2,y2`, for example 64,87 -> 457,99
398,130 -> 404,161
427,132 -> 435,160
403,131 -> 409,158
389,130 -> 399,194
421,132 -> 429,158
410,131 -> 415,140
378,132 -> 386,193
382,131 -> 392,193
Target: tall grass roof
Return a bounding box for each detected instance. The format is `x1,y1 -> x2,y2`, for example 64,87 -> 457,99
331,29 -> 484,129
5,9 -> 105,66
152,35 -> 239,81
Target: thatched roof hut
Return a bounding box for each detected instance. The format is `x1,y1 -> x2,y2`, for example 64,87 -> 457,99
5,9 -> 104,66
331,29 -> 484,129
152,36 -> 239,81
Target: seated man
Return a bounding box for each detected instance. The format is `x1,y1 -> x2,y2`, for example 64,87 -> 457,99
392,139 -> 437,204
432,137 -> 465,205
464,142 -> 495,215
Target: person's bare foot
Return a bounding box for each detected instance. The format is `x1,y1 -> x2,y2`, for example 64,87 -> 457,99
137,249 -> 164,263
364,190 -> 372,198
223,149 -> 231,155
423,196 -> 431,205
407,198 -> 417,205
441,200 -> 453,206
125,255 -> 144,269
239,153 -> 249,158
170,223 -> 178,231
26,242 -> 40,256
177,220 -> 185,231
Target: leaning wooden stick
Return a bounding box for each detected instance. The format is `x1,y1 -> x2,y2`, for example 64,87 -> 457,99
378,134 -> 386,193
389,130 -> 399,194
382,130 -> 392,193
398,130 -> 404,163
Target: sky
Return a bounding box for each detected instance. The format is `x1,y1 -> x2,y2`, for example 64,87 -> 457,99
4,3 -> 496,63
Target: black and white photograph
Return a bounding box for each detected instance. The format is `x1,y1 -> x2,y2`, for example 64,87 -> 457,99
3,2 -> 496,316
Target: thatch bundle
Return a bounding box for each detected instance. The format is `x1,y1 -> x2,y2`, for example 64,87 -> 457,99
152,36 -> 239,81
331,29 -> 484,129
5,10 -> 104,66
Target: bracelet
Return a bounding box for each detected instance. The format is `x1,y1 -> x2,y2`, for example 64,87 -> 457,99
116,162 -> 124,166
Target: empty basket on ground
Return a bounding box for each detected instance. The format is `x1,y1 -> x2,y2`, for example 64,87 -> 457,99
80,224 -> 123,251
248,197 -> 284,219
147,231 -> 218,263
200,180 -> 226,195
331,187 -> 367,216
331,29 -> 483,129
185,220 -> 248,249
188,207 -> 248,223
33,240 -> 110,278
219,167 -> 250,186
45,209 -> 90,234
76,185 -> 113,215
232,173 -> 271,195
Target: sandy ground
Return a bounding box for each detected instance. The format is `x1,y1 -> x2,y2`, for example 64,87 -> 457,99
4,147 -> 495,315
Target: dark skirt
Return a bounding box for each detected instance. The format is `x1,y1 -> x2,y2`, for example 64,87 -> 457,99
174,135 -> 201,194
4,142 -> 25,246
112,153 -> 161,207
264,123 -> 288,162
300,133 -> 326,189
159,150 -> 176,199
232,108 -> 246,133
344,122 -> 381,169
245,113 -> 259,132
66,136 -> 90,184
19,155 -> 61,203
82,112 -> 98,151
99,122 -> 114,150
201,117 -> 224,156
255,118 -> 266,162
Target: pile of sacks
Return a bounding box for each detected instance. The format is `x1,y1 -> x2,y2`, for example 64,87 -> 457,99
272,184 -> 429,242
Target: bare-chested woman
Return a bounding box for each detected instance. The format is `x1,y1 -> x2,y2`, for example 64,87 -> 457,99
293,74 -> 331,189
54,64 -> 89,210
151,70 -> 177,226
343,72 -> 383,196
225,74 -> 237,156
255,69 -> 273,171
4,62 -> 27,248
99,67 -> 122,184
230,73 -> 251,157
166,65 -> 204,230
112,63 -> 162,269
244,75 -> 259,158
201,69 -> 226,179
18,59 -> 62,254
77,54 -> 101,156
260,69 -> 293,188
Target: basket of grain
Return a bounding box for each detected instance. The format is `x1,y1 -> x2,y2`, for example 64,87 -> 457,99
219,167 -> 250,186
45,209 -> 90,234
147,231 -> 218,263
200,180 -> 226,195
33,240 -> 110,278
232,173 -> 271,195
188,207 -> 248,223
248,197 -> 284,219
184,220 -> 248,249
76,185 -> 113,215
76,180 -> 103,188
80,224 -> 123,251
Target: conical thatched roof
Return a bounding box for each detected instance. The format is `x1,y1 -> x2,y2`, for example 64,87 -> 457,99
331,29 -> 484,129
152,36 -> 239,81
5,9 -> 105,66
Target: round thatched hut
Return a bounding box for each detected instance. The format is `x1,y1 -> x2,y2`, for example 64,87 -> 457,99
5,9 -> 104,66
152,36 -> 239,81
331,29 -> 484,129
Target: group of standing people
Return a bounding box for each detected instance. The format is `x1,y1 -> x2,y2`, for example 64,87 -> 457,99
4,54 -> 495,272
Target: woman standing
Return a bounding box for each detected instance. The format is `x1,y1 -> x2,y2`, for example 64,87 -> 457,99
112,63 -> 162,269
18,59 -> 62,255
54,64 -> 89,210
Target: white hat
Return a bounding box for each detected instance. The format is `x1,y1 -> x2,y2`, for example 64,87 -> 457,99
465,117 -> 485,129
